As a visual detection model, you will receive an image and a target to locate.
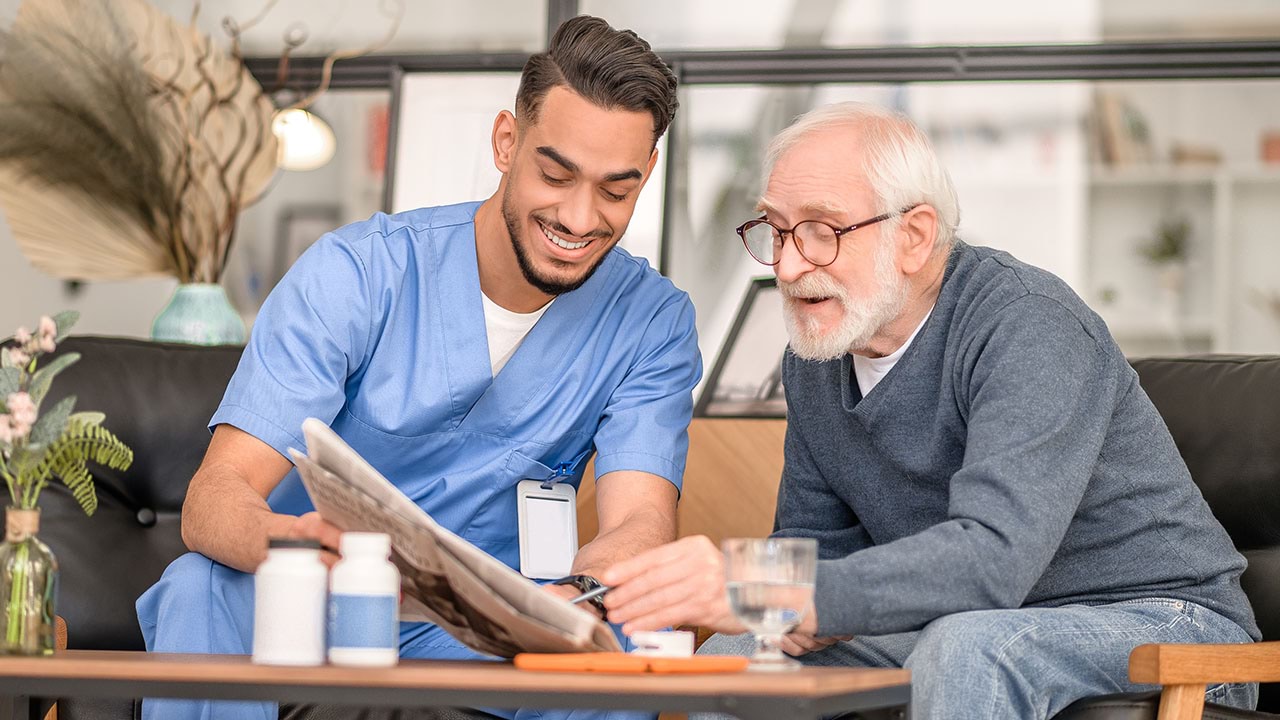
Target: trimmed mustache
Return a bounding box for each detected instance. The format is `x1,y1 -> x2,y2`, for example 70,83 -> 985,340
780,273 -> 848,302
532,214 -> 612,240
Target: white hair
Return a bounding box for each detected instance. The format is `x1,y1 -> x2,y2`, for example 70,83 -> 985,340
764,102 -> 960,253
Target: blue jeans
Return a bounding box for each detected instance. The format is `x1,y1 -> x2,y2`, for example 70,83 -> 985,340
138,552 -> 653,720
696,599 -> 1257,720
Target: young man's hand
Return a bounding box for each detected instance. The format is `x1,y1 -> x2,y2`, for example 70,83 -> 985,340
540,583 -> 608,620
284,511 -> 344,568
600,535 -> 745,636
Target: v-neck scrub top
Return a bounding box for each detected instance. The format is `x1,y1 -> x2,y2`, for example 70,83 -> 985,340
211,201 -> 702,571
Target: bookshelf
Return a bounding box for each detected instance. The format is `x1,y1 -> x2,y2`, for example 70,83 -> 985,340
1071,77 -> 1280,355
1084,163 -> 1280,356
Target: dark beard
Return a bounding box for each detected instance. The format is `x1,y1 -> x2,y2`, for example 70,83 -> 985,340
501,183 -> 610,296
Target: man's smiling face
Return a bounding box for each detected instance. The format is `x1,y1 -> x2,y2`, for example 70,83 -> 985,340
499,86 -> 658,296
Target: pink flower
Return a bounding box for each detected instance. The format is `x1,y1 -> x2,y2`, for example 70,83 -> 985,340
6,392 -> 36,428
0,413 -> 26,444
36,316 -> 57,353
14,327 -> 31,345
8,348 -> 30,367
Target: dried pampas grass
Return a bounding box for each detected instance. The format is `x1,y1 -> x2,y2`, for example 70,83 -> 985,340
0,0 -> 278,283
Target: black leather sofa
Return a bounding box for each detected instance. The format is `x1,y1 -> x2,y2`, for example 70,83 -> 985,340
31,338 -> 1280,719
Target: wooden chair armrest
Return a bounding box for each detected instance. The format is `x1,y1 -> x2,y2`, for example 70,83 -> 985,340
41,619 -> 68,720
1130,642 -> 1280,720
1130,641 -> 1280,685
55,615 -> 67,651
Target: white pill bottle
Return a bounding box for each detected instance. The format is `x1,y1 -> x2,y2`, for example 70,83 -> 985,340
253,537 -> 328,666
328,532 -> 400,666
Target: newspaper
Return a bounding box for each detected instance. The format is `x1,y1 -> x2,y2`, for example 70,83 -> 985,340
288,418 -> 622,658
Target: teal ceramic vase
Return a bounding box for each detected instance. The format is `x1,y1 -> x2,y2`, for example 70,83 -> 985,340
151,283 -> 246,345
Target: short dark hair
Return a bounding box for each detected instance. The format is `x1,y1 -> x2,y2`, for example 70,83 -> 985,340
516,15 -> 678,145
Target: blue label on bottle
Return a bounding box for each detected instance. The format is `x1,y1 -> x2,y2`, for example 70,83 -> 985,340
328,594 -> 397,649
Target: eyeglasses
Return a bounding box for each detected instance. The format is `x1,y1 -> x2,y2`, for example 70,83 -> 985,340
736,206 -> 916,267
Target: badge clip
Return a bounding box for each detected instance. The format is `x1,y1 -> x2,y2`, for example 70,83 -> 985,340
540,461 -> 577,490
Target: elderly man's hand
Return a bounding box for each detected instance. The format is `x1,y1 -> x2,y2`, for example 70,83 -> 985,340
600,535 -> 745,636
781,630 -> 852,657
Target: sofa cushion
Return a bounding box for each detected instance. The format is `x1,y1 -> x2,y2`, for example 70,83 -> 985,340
1130,356 -> 1280,553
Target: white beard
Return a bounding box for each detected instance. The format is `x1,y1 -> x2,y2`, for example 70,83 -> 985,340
780,238 -> 908,362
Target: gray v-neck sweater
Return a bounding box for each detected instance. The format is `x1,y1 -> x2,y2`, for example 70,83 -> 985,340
776,242 -> 1259,640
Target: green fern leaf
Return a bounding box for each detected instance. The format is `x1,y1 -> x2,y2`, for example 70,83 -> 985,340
27,417 -> 132,516
52,458 -> 97,516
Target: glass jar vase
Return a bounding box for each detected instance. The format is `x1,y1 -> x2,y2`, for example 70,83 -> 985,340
0,507 -> 58,655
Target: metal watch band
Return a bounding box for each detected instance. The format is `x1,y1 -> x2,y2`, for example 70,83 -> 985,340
552,574 -> 608,620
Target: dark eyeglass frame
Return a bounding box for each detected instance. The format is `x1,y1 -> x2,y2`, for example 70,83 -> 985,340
735,205 -> 918,267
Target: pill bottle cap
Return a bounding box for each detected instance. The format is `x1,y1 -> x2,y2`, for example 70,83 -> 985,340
340,532 -> 392,557
267,537 -> 323,550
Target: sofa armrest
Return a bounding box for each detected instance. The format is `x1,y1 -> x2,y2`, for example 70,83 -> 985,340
1128,642 -> 1280,720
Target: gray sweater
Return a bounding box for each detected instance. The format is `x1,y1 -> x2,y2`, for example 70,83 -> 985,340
776,242 -> 1259,640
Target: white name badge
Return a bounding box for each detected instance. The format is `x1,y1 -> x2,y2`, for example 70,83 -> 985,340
516,479 -> 579,580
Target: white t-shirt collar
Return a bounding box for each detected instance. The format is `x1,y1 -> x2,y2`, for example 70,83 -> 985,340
852,306 -> 934,397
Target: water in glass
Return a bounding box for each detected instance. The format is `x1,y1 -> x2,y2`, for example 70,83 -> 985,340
727,580 -> 813,633
722,537 -> 817,671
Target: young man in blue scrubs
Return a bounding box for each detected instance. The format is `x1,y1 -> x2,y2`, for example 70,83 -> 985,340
137,16 -> 697,720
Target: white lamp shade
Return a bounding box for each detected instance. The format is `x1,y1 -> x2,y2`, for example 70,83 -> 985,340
273,108 -> 336,172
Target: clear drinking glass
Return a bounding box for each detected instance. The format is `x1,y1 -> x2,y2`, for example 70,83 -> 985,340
722,537 -> 817,671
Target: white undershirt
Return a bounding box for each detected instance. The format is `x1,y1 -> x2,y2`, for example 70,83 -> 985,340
852,307 -> 935,397
481,293 -> 552,376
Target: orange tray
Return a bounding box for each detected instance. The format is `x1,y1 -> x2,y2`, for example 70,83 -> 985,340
514,652 -> 749,674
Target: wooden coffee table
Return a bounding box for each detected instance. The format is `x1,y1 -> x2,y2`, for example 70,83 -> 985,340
0,650 -> 910,720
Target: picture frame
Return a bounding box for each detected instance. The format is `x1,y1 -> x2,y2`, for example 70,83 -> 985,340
273,204 -> 342,288
695,276 -> 789,418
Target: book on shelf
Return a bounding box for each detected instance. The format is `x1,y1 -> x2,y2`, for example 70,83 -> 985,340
1092,91 -> 1154,166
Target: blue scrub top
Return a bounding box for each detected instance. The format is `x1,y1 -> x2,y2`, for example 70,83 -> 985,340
211,201 -> 701,573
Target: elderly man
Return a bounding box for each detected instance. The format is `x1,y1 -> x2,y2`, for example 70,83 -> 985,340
601,102 -> 1259,719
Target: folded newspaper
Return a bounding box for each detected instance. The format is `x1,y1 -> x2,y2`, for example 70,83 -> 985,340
288,418 -> 622,657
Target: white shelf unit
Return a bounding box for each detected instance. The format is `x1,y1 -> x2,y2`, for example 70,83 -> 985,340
1085,164 -> 1280,356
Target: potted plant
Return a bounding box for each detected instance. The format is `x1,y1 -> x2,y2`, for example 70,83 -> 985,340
0,312 -> 132,655
1139,216 -> 1191,295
